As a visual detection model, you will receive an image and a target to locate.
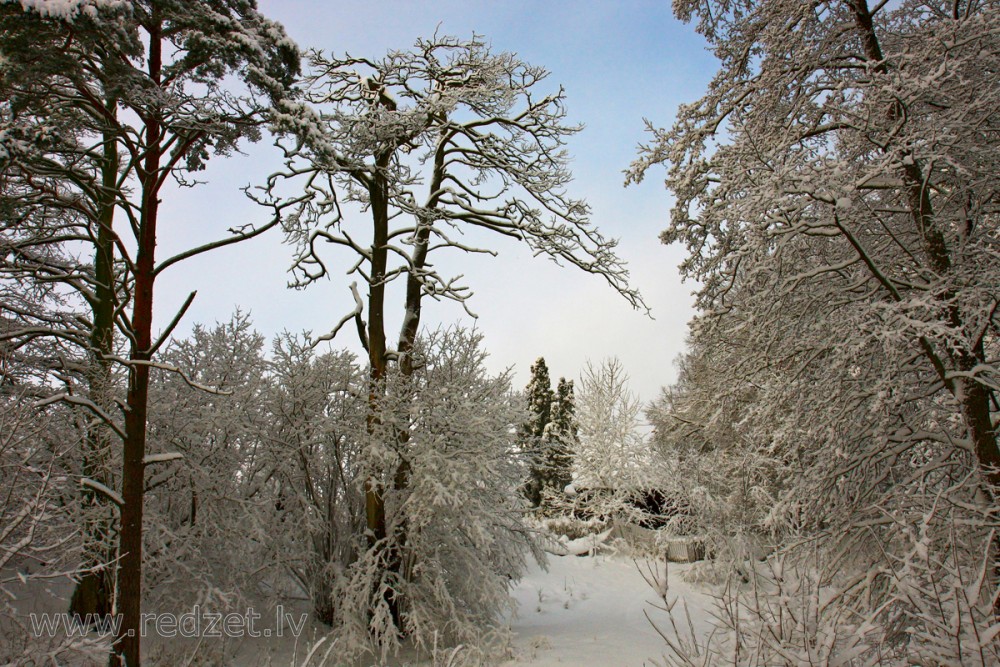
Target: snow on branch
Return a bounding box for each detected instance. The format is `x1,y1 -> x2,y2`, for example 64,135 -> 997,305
81,477 -> 123,507
102,355 -> 234,395
32,393 -> 126,441
143,452 -> 184,466
312,281 -> 368,351
265,32 -> 647,320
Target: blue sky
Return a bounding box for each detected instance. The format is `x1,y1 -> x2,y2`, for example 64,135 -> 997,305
155,1 -> 717,403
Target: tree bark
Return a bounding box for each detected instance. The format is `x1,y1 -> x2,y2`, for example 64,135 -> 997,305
112,17 -> 161,666
362,150 -> 400,630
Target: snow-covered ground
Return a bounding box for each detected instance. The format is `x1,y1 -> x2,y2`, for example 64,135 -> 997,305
504,554 -> 716,667
2,554 -> 719,666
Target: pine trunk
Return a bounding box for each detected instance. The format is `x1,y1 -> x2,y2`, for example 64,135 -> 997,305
111,20 -> 161,666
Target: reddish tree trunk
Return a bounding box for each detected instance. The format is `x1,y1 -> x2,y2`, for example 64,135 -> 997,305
111,17 -> 162,667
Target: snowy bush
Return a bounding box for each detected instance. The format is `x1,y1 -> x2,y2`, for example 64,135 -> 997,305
332,328 -> 543,664
531,514 -> 609,542
648,472 -> 1000,666
142,316 -> 276,617
0,384 -> 106,665
143,316 -> 369,631
261,334 -> 367,626
646,342 -> 787,561
106,321 -> 543,664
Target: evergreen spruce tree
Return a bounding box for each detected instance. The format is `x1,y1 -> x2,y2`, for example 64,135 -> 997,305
520,357 -> 553,507
540,378 -> 577,499
520,360 -> 579,508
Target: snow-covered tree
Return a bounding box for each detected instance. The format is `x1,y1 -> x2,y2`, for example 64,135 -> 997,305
0,382 -> 93,664
646,342 -> 787,554
520,357 -> 554,507
261,33 -> 643,641
260,335 -> 366,626
139,316 -> 368,646
519,360 -> 578,508
0,3 -> 299,663
631,0 -> 1000,661
574,358 -> 647,489
141,315 -> 275,615
630,0 -> 1000,491
541,377 -> 578,499
337,327 -> 542,662
0,1 -> 125,618
523,359 -> 554,442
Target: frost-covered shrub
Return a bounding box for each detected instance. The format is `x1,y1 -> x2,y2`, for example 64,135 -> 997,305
260,336 -> 367,626
142,316 -> 276,615
650,475 -> 1000,666
143,317 -> 368,630
137,322 -> 541,664
334,328 -> 543,663
649,549 -> 877,666
0,386 -> 103,665
648,395 -> 782,561
531,514 -> 609,542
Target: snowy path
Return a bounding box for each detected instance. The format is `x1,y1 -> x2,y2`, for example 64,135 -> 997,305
504,555 -> 716,666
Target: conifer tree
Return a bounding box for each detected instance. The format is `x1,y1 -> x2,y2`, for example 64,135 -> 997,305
520,357 -> 554,507
0,3 -> 299,663
540,378 -> 577,498
520,360 -> 579,507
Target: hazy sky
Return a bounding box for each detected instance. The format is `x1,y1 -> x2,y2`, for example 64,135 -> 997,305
154,1 -> 717,404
